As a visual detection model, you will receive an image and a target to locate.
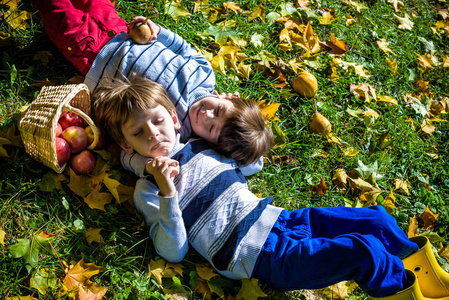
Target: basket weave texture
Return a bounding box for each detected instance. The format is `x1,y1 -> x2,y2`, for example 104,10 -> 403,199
19,84 -> 98,173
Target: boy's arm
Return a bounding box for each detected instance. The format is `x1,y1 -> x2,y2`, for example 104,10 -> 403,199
130,17 -> 209,64
134,157 -> 188,262
135,180 -> 188,263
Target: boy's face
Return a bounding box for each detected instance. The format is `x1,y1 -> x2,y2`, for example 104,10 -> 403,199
121,105 -> 181,157
189,97 -> 234,144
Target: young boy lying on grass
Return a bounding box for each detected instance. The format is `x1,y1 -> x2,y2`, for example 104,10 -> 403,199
34,0 -> 271,175
93,75 -> 449,300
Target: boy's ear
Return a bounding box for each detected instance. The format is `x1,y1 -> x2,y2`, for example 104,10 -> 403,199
120,142 -> 134,155
171,110 -> 181,130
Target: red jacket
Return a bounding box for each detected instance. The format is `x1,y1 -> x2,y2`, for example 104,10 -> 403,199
34,0 -> 128,75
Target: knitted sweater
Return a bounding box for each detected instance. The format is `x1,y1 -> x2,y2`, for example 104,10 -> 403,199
84,25 -> 216,140
126,136 -> 283,280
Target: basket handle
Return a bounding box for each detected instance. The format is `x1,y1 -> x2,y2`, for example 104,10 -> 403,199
63,105 -> 99,150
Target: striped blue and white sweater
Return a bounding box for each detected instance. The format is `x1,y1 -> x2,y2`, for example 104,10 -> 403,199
84,25 -> 216,140
124,136 -> 283,280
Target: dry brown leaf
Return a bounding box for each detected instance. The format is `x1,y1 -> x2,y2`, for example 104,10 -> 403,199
308,177 -> 329,195
418,206 -> 439,230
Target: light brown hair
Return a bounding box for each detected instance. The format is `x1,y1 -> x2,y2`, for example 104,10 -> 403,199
216,98 -> 274,166
93,76 -> 174,146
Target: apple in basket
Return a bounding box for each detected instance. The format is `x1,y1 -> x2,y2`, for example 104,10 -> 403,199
85,126 -> 105,150
71,149 -> 96,174
55,137 -> 71,166
59,111 -> 84,129
56,122 -> 63,137
61,126 -> 88,153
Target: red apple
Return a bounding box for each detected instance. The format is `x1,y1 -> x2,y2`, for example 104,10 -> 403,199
85,126 -> 105,150
59,111 -> 84,129
71,150 -> 96,174
55,137 -> 71,166
55,122 -> 63,137
61,126 -> 88,153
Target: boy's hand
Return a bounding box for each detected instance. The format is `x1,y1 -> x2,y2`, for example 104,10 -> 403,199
213,90 -> 240,99
128,16 -> 160,41
145,157 -> 179,197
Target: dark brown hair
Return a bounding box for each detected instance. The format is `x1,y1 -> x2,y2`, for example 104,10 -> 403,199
216,97 -> 274,166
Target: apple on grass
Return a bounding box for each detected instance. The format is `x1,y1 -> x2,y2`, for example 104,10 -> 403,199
61,126 -> 88,153
55,137 -> 71,166
85,126 -> 105,150
71,150 -> 96,174
59,111 -> 84,129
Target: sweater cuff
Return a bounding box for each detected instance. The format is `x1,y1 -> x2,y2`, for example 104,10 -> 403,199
158,194 -> 181,217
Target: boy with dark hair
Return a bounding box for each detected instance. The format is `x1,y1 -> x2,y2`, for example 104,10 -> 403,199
94,75 -> 449,300
33,1 -> 272,168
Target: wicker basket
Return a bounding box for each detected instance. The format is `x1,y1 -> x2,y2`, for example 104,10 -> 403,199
19,84 -> 99,173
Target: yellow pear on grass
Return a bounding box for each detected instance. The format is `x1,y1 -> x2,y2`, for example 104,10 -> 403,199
310,111 -> 331,136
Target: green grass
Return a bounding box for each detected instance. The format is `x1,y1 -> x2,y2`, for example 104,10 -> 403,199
1,0 -> 449,299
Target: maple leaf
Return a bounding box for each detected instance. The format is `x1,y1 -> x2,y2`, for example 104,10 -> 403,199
342,0 -> 367,12
394,13 -> 414,30
377,95 -> 398,106
319,281 -> 358,299
149,258 -> 184,286
386,57 -> 398,75
387,0 -> 404,12
78,279 -> 108,300
0,227 -> 5,245
376,38 -> 395,55
62,258 -> 106,296
420,119 -> 436,135
85,228 -> 104,245
335,58 -> 371,78
236,278 -> 267,300
324,32 -> 348,56
2,0 -> 31,30
407,216 -> 419,238
382,190 -> 397,214
416,52 -> 437,69
197,265 -> 219,280
394,178 -> 411,195
164,0 -> 190,20
350,83 -> 376,102
203,20 -> 239,46
298,22 -> 320,54
83,184 -> 113,211
8,231 -> 55,273
308,177 -> 329,195
355,160 -> 383,181
332,168 -> 348,190
248,4 -> 265,22
33,51 -> 53,65
319,11 -> 337,25
257,100 -> 281,122
68,168 -> 94,197
418,206 -> 439,230
30,268 -> 58,295
39,171 -> 67,192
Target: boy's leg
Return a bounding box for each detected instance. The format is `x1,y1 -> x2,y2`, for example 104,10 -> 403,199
253,230 -> 407,297
301,205 -> 418,258
252,206 -> 419,296
34,0 -> 127,75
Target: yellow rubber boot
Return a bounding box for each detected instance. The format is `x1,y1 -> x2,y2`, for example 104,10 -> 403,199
370,270 -> 428,300
402,235 -> 449,299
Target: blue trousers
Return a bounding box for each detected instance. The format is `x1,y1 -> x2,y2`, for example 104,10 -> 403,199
252,205 -> 419,297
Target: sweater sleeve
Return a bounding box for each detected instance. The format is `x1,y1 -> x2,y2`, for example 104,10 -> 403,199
120,150 -> 150,178
157,26 -> 209,64
135,179 -> 188,262
239,156 -> 264,176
